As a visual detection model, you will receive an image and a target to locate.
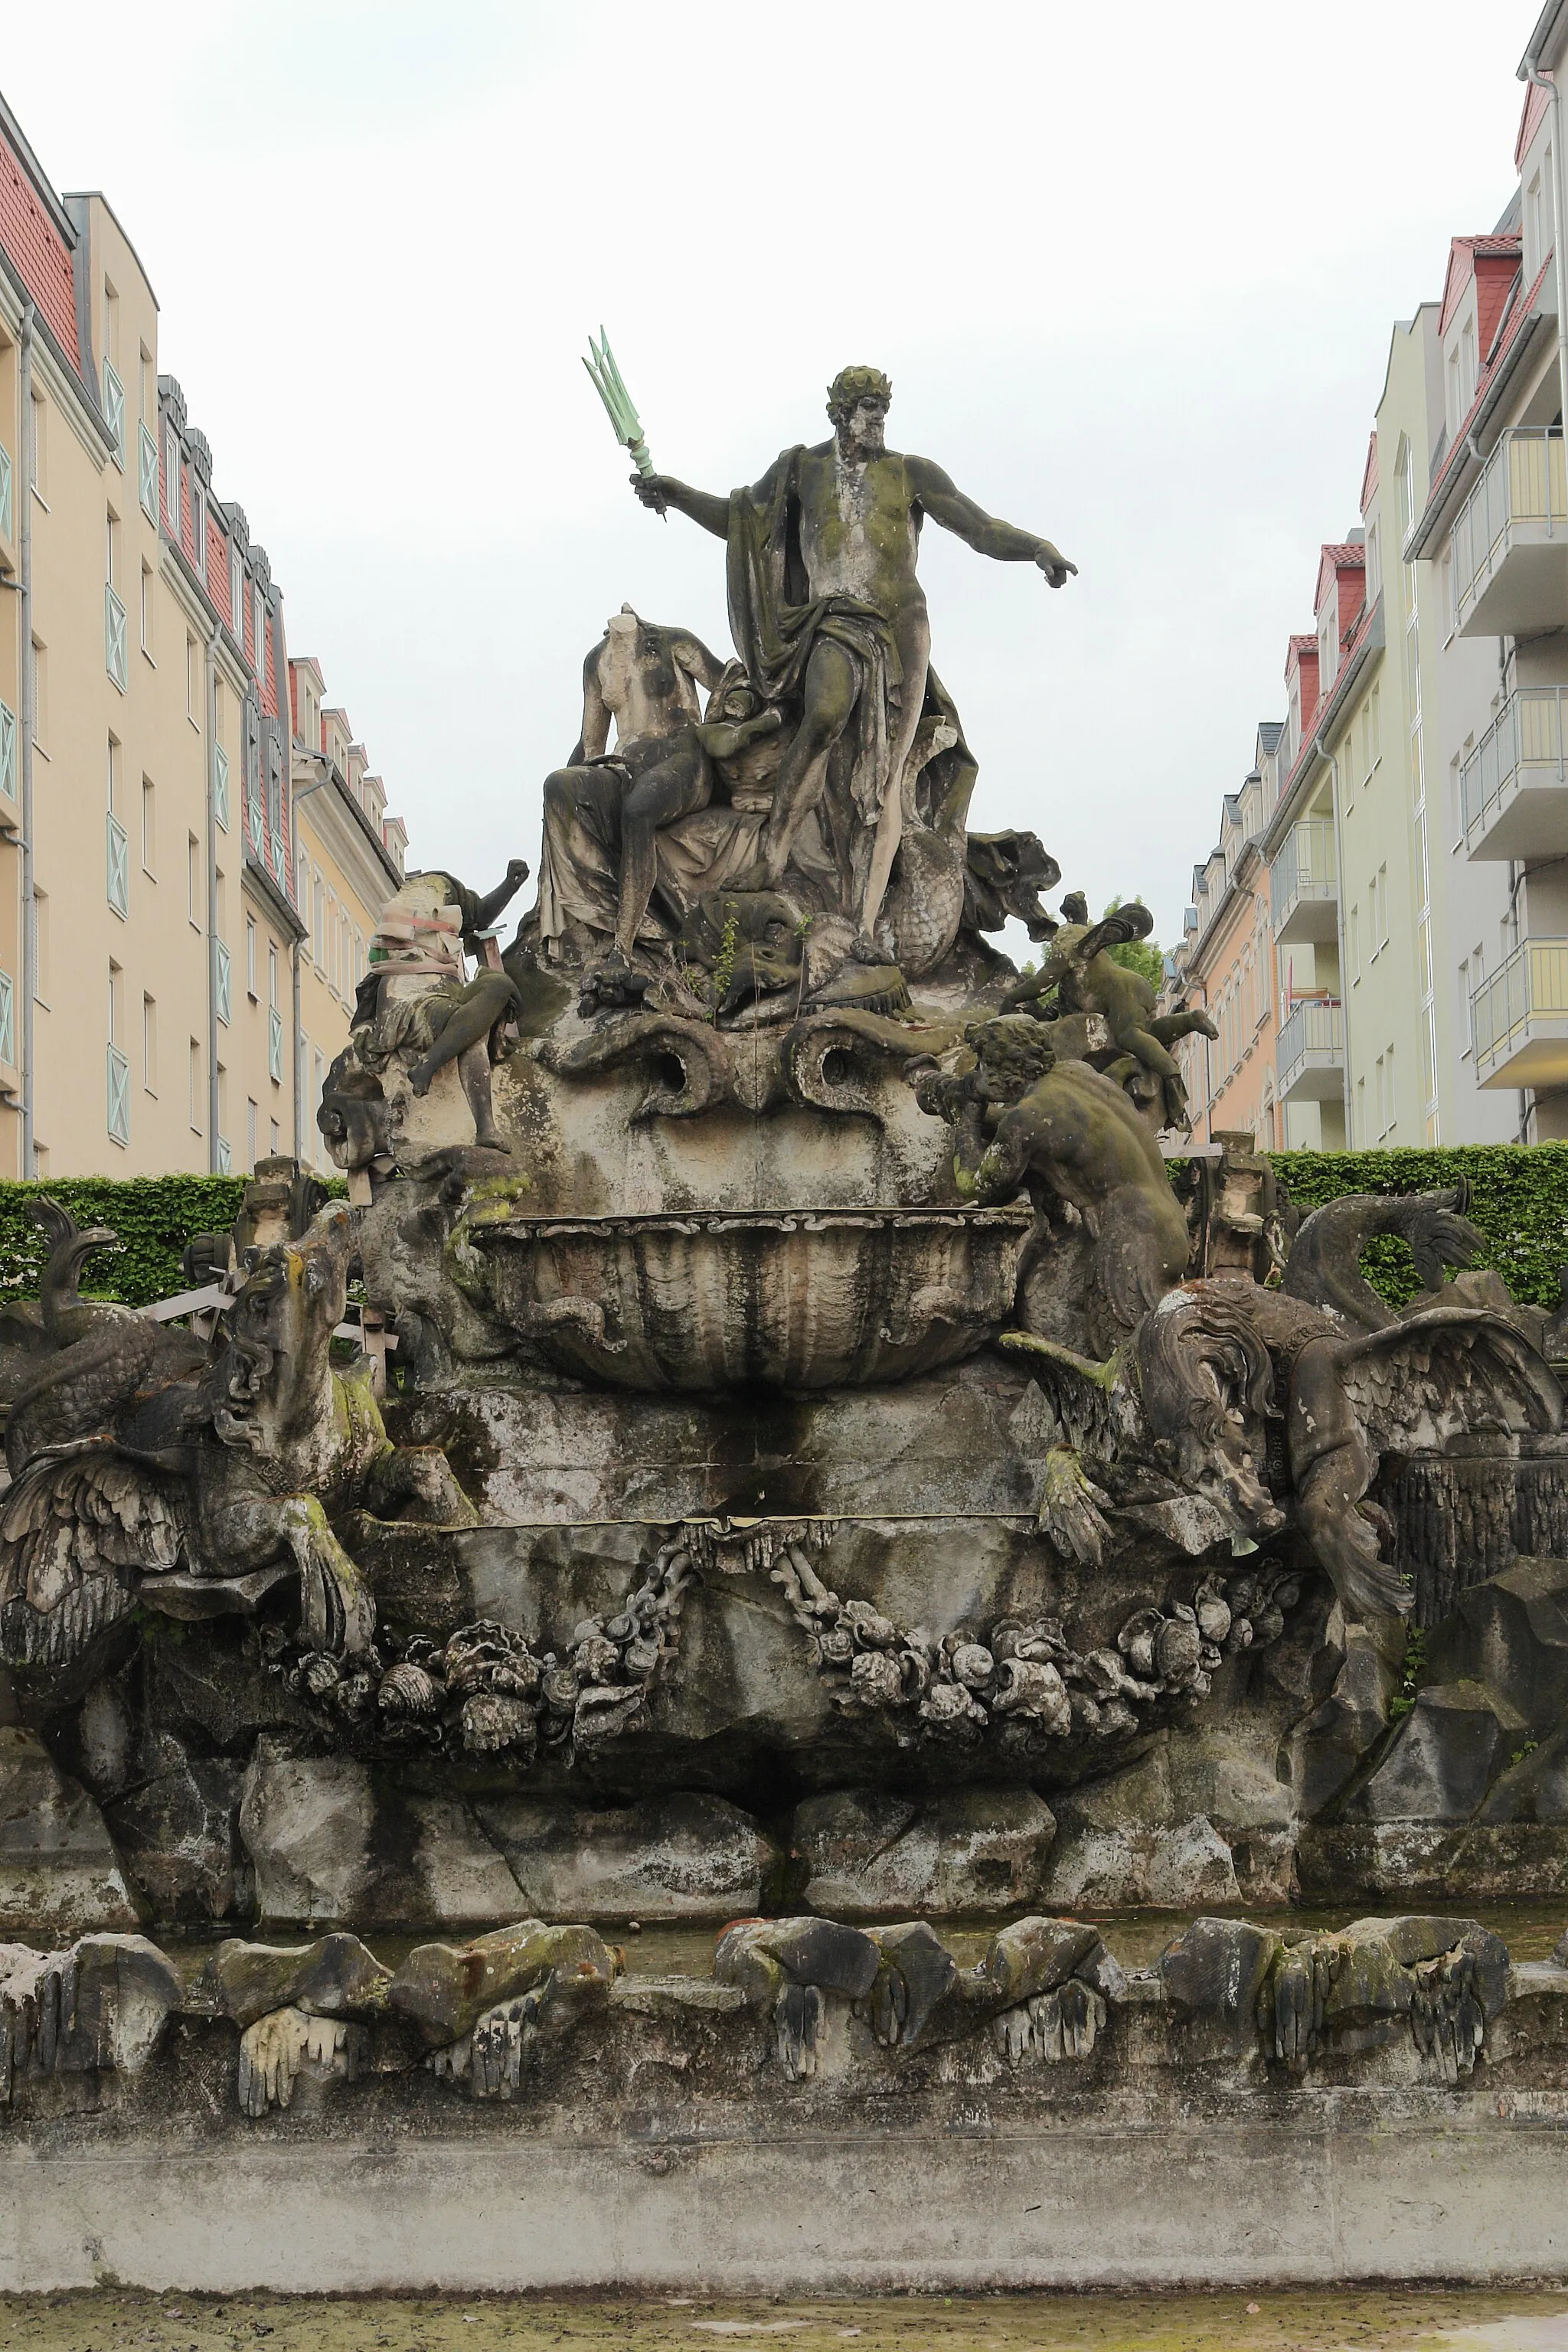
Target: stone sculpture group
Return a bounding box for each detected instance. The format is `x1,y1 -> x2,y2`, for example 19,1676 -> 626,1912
2,368 -> 1568,2180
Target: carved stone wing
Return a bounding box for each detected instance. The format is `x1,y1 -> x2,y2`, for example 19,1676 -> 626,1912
1338,1308 -> 1563,1458
0,1444 -> 185,1668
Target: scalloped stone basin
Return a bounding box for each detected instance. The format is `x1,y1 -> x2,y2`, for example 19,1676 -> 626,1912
473,1205 -> 1036,1391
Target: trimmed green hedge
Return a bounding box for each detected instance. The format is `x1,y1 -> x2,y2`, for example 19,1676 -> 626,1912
0,1152 -> 1561,1316
1266,1145 -> 1568,1310
0,1178 -> 249,1307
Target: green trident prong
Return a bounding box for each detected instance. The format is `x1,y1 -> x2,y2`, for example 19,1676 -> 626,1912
583,327 -> 655,479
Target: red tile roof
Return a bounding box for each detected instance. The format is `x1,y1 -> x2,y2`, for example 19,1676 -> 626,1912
0,128 -> 80,374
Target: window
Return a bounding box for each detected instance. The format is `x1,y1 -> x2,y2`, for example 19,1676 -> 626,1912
253,585 -> 266,678
188,833 -> 201,928
1370,682 -> 1380,763
266,736 -> 282,846
105,506 -> 120,590
246,914 -> 257,997
1377,863 -> 1389,951
312,868 -> 325,964
1385,1044 -> 1396,1132
1365,519 -> 1380,603
267,939 -> 279,1009
1351,903 -> 1361,983
106,733 -> 118,816
32,887 -> 47,1004
1460,321 -> 1476,413
247,1098 -> 258,1170
141,776 -> 156,874
230,544 -> 243,640
101,277 -> 119,370
139,560 -> 154,657
142,993 -> 157,1094
186,635 -> 199,723
193,484 -> 207,583
188,1037 -> 202,1134
270,1119 -> 280,1155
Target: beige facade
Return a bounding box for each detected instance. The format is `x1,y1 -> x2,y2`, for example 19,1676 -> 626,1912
0,90 -> 407,1178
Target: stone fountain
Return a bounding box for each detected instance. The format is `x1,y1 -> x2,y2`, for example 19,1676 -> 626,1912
3,365 -> 1568,2293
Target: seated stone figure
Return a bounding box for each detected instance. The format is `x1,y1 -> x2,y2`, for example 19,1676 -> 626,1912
547,670 -> 787,999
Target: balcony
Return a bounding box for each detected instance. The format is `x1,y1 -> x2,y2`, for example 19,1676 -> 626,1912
1470,939 -> 1568,1089
1270,818 -> 1338,942
1462,687 -> 1568,861
1452,429 -> 1567,639
1276,999 -> 1344,1101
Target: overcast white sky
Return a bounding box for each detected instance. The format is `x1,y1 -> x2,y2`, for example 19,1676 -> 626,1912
1,2 -> 1539,944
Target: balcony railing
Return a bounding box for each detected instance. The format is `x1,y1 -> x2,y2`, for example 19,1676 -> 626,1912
106,812 -> 129,919
1470,939 -> 1568,1086
0,971 -> 16,1068
215,939 -> 232,1027
138,423 -> 158,522
105,584 -> 128,691
1276,998 -> 1344,1101
107,1044 -> 130,1148
1270,818 -> 1338,941
268,1004 -> 285,1083
1461,686 -> 1568,859
1452,428 -> 1567,637
0,698 -> 15,802
213,743 -> 230,832
101,361 -> 126,469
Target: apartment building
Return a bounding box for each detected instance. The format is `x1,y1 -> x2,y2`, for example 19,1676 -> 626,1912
1404,46 -> 1568,1143
1169,727 -> 1282,1147
0,89 -> 407,1178
1168,2 -> 1566,1149
290,663 -> 406,1177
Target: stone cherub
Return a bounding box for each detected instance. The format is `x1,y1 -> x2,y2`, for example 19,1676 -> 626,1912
319,862 -> 529,1171
633,364 -> 1076,939
919,1014 -> 1192,1358
1001,894 -> 1217,1131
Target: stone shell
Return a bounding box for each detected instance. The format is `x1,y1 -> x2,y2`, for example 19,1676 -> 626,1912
471,1205 -> 1034,1390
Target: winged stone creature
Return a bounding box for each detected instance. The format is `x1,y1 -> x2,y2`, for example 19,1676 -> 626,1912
0,1202 -> 477,1673
1008,1188 -> 1563,1625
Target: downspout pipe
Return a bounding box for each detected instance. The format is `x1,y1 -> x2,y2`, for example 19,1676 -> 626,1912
291,767 -> 328,1165
1521,51 -> 1568,439
205,619 -> 220,1171
18,302 -> 34,1179
1315,734 -> 1351,1146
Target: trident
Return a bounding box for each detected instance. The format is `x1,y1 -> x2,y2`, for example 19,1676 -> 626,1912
583,328 -> 664,513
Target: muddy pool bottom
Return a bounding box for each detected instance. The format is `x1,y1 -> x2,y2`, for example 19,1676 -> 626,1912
5,2288 -> 1568,2350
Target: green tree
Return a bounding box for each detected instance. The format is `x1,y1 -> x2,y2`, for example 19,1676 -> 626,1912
1102,897 -> 1164,991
